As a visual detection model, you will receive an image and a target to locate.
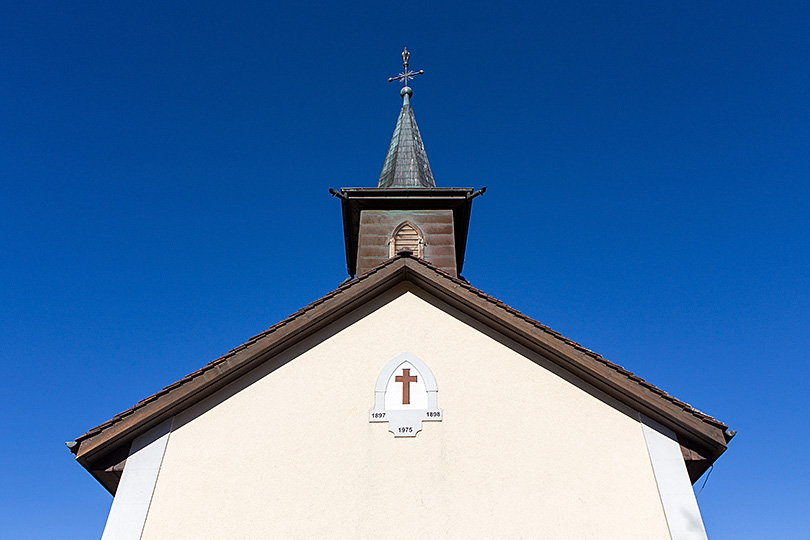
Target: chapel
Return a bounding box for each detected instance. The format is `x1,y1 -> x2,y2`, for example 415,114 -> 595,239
70,49 -> 733,540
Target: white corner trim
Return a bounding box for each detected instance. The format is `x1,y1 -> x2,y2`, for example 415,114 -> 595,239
100,418 -> 173,540
640,414 -> 709,540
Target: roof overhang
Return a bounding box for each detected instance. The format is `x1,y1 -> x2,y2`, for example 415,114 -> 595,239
72,255 -> 731,493
338,187 -> 475,276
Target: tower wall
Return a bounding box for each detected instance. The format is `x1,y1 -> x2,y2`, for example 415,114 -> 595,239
356,209 -> 457,276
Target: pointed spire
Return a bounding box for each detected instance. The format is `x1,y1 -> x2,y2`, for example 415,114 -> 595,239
378,49 -> 436,188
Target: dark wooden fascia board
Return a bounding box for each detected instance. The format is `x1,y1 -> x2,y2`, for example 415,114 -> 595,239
399,259 -> 728,456
76,441 -> 129,495
340,197 -> 361,276
90,469 -> 120,495
679,433 -> 716,483
451,201 -> 472,274
340,187 -> 475,199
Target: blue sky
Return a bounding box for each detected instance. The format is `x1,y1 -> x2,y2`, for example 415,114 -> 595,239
1,2 -> 808,538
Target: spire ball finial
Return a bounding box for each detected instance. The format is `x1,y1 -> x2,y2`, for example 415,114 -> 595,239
401,86 -> 413,98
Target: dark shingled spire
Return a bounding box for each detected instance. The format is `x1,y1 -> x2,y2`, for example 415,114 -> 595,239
377,91 -> 436,188
379,48 -> 435,188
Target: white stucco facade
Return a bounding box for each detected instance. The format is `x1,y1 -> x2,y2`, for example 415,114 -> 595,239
120,284 -> 699,539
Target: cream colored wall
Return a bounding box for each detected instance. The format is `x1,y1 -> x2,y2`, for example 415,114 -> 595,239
140,285 -> 672,540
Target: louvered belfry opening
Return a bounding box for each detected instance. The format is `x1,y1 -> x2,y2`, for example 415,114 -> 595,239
390,222 -> 423,258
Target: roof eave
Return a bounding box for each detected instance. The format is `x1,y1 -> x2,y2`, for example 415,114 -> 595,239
73,255 -> 730,491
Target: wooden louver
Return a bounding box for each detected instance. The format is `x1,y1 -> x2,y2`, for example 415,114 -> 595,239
391,222 -> 422,258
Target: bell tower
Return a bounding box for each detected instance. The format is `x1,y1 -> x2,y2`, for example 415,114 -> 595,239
334,49 -> 485,278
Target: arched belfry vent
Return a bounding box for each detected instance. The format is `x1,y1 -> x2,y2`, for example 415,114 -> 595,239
390,221 -> 423,258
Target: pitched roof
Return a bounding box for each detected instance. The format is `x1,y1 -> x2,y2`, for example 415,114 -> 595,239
72,253 -> 731,494
377,94 -> 436,188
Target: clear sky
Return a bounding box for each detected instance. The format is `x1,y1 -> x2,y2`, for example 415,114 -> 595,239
2,2 -> 807,538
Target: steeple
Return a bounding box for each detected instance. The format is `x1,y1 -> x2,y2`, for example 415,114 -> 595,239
335,49 -> 484,279
378,48 -> 436,188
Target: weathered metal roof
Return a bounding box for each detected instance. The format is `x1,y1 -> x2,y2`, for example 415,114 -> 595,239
378,93 -> 436,188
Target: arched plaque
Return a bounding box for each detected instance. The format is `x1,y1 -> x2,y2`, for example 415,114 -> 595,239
369,353 -> 442,437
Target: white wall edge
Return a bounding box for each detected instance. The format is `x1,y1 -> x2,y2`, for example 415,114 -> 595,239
100,417 -> 173,540
640,414 -> 709,540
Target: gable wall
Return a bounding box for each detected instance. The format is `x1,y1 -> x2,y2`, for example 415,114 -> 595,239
139,285 -> 673,539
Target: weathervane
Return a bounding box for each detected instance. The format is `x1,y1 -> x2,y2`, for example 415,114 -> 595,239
388,47 -> 424,96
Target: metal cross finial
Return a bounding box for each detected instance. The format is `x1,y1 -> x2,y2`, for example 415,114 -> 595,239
388,47 -> 424,88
